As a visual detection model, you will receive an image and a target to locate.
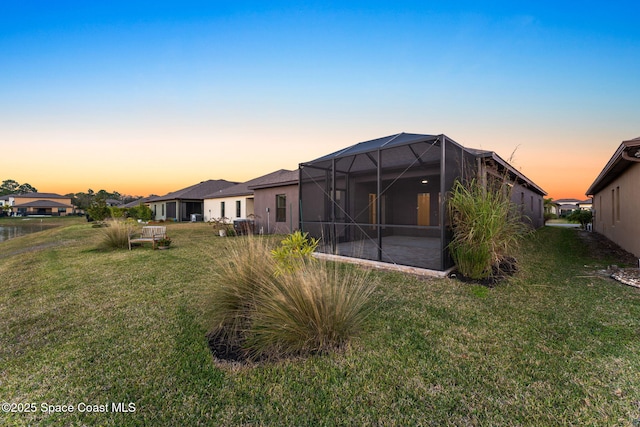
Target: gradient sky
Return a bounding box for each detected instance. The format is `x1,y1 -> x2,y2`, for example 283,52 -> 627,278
1,1 -> 638,199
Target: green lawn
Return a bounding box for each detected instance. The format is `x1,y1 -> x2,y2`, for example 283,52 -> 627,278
1,219 -> 639,426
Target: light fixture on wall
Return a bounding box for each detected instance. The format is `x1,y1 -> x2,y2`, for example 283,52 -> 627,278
421,179 -> 429,184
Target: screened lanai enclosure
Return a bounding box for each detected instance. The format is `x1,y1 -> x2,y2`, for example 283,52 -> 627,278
299,133 -> 479,271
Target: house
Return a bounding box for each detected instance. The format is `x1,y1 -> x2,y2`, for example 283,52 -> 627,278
578,198 -> 593,211
586,136 -> 640,257
299,133 -> 546,272
0,193 -> 75,216
203,169 -> 299,234
148,179 -> 236,222
249,169 -> 299,235
554,198 -> 582,216
544,198 -> 592,217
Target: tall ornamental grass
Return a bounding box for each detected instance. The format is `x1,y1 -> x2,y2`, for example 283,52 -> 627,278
448,178 -> 528,280
207,235 -> 376,361
99,219 -> 135,249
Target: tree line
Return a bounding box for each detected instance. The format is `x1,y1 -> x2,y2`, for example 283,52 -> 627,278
1,179 -> 143,208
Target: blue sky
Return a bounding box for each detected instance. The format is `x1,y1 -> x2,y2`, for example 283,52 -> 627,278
1,1 -> 638,197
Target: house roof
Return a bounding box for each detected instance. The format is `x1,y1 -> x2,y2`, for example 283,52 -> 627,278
11,192 -> 68,199
248,169 -> 299,190
469,149 -> 547,196
586,136 -> 640,195
301,132 -> 546,196
120,196 -> 158,208
149,179 -> 237,202
554,198 -> 581,204
14,200 -> 73,208
204,169 -> 298,199
308,133 -> 440,163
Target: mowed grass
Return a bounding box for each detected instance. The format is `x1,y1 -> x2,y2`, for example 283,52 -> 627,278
1,219 -> 639,426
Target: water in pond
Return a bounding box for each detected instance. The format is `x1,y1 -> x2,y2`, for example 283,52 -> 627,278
0,221 -> 59,243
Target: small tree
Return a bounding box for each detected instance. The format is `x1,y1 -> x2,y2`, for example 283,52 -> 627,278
87,197 -> 110,221
128,203 -> 153,221
567,209 -> 593,229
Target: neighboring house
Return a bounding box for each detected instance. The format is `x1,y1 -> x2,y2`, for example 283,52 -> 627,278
250,169 -> 299,235
203,169 -> 299,234
299,132 -> 546,272
578,198 -> 593,211
586,136 -> 640,257
554,198 -> 582,216
120,196 -> 158,209
1,193 -> 75,216
148,180 -> 237,222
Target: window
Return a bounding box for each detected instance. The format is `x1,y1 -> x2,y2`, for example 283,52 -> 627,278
236,200 -> 241,218
276,194 -> 286,222
611,189 -> 615,226
616,186 -> 620,221
220,201 -> 225,218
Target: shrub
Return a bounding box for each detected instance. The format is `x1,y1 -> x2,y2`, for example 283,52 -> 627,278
207,235 -> 376,361
128,203 -> 153,221
87,197 -> 110,221
109,206 -> 126,219
99,219 -> 135,249
448,178 -> 529,280
567,209 -> 593,228
271,230 -> 319,276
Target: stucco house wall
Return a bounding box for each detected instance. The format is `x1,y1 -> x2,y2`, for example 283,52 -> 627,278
203,196 -> 254,223
591,162 -> 640,257
252,184 -> 299,235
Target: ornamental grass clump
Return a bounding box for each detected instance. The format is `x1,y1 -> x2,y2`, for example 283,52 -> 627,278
207,234 -> 376,362
246,260 -> 375,359
99,218 -> 136,249
448,178 -> 529,280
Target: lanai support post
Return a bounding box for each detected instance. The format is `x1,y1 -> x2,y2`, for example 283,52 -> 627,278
377,148 -> 382,261
440,135 -> 447,271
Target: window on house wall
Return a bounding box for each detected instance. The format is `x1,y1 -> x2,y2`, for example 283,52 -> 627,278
598,195 -> 602,224
162,204 -> 164,216
236,200 -> 241,218
616,186 -> 620,221
611,189 -> 615,226
221,201 -> 225,218
276,194 -> 286,222
538,199 -> 542,218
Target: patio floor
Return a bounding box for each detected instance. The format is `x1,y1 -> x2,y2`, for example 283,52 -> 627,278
321,235 -> 442,270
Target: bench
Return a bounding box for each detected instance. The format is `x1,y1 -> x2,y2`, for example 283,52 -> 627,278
128,226 -> 167,250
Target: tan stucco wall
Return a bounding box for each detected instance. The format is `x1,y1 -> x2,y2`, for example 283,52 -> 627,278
592,162 -> 640,258
203,196 -> 254,222
253,184 -> 299,235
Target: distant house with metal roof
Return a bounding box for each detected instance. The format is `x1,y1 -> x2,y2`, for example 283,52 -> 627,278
586,136 -> 640,257
1,193 -> 75,216
148,179 -> 237,222
299,132 -> 546,273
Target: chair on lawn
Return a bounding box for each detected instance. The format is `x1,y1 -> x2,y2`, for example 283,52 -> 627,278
128,226 -> 167,250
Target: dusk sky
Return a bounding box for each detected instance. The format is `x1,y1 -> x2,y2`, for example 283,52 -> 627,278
1,1 -> 638,200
